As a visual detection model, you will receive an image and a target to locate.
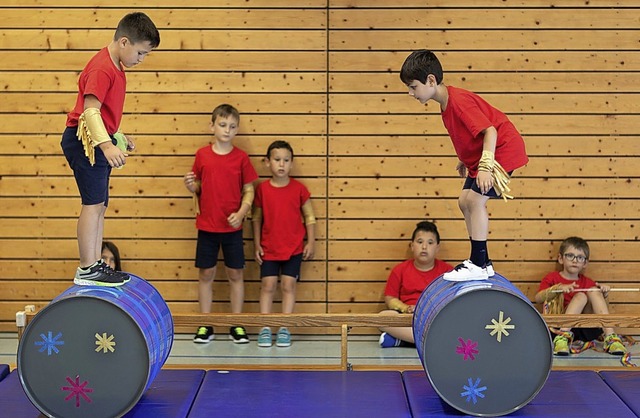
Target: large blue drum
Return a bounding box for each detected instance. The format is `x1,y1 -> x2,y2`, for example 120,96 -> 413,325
17,274 -> 173,418
413,273 -> 552,417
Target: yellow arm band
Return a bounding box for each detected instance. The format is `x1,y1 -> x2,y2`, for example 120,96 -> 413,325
388,299 -> 409,313
478,150 -> 514,201
302,201 -> 317,225
241,183 -> 255,210
252,207 -> 263,223
77,108 -> 112,166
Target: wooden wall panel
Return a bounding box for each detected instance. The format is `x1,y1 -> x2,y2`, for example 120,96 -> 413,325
1,2 -> 639,335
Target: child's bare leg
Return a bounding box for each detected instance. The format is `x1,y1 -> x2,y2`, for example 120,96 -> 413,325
280,275 -> 297,314
560,292 -> 588,333
588,292 -> 616,335
198,267 -> 216,314
379,310 -> 415,343
226,267 -> 244,314
458,189 -> 473,236
260,276 -> 278,314
77,203 -> 106,267
462,191 -> 490,240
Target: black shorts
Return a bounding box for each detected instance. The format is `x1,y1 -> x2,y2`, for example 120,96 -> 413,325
462,171 -> 514,199
195,229 -> 245,269
61,126 -> 113,206
260,253 -> 303,280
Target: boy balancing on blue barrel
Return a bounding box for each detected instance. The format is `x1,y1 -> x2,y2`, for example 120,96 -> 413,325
400,50 -> 528,281
61,13 -> 160,287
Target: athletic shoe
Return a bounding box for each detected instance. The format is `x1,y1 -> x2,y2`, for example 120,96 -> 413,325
74,261 -> 129,287
604,333 -> 627,355
193,326 -> 214,343
229,326 -> 250,344
379,332 -> 402,348
484,260 -> 495,277
276,327 -> 291,347
553,332 -> 572,356
258,327 -> 272,347
443,260 -> 489,282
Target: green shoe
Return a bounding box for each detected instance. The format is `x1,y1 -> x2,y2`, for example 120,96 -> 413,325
604,334 -> 627,355
553,332 -> 572,356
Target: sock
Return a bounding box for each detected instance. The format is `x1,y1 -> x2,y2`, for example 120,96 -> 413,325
79,261 -> 99,270
470,240 -> 487,267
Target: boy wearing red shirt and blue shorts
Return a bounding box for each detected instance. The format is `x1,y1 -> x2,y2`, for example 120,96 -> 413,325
252,140 -> 316,347
61,12 -> 160,287
400,50 -> 529,281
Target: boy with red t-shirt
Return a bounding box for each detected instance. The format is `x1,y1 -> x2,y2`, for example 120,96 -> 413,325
379,221 -> 453,347
252,140 -> 316,347
400,50 -> 529,282
184,104 -> 259,345
61,13 -> 159,287
535,236 -> 626,356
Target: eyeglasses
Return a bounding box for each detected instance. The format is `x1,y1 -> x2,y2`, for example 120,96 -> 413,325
563,253 -> 587,263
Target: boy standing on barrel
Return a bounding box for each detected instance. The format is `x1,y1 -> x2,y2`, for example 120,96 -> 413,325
61,12 -> 160,287
400,50 -> 528,282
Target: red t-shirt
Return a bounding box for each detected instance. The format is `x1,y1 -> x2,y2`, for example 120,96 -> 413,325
538,271 -> 598,308
384,259 -> 454,306
441,85 -> 529,177
192,145 -> 258,233
66,47 -> 126,134
254,178 -> 311,260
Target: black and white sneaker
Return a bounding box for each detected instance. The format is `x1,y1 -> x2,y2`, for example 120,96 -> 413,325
74,260 -> 129,287
229,326 -> 250,344
193,326 -> 214,343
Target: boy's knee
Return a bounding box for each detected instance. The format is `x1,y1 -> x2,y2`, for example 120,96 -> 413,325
198,267 -> 216,282
226,268 -> 244,282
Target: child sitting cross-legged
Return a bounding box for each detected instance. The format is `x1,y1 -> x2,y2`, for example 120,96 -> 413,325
535,236 -> 626,356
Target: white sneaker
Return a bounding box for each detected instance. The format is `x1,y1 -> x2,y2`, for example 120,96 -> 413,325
443,260 -> 489,282
484,261 -> 495,277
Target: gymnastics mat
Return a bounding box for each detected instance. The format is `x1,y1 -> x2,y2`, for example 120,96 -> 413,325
188,370 -> 412,418
0,368 -> 205,418
403,370 -> 637,417
600,371 -> 640,417
123,369 -> 205,418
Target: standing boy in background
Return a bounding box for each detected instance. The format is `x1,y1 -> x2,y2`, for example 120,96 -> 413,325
61,12 -> 160,286
252,140 -> 316,347
184,104 -> 258,344
400,50 -> 528,282
535,236 -> 626,356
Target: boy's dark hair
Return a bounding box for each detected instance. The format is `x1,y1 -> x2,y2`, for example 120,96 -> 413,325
412,220 -> 441,243
266,140 -> 294,160
559,236 -> 590,260
102,241 -> 122,271
211,104 -> 240,124
400,50 -> 444,85
115,12 -> 160,48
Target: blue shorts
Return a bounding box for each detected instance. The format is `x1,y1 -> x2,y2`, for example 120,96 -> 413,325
462,171 -> 514,199
260,253 -> 303,280
61,126 -> 113,206
195,229 -> 245,270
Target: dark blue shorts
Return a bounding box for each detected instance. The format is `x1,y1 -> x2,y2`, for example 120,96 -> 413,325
260,253 -> 303,280
61,126 -> 112,206
462,171 -> 514,199
195,229 -> 245,270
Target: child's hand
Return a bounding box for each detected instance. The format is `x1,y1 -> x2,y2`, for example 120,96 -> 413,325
455,161 -> 467,178
184,172 -> 198,193
596,282 -> 610,297
227,212 -> 243,229
476,171 -> 494,194
98,141 -> 127,168
559,282 -> 578,293
406,305 -> 415,314
303,242 -> 315,260
125,134 -> 136,152
254,245 -> 264,265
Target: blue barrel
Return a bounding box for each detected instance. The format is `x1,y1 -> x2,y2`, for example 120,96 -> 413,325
413,273 -> 552,417
17,274 -> 174,418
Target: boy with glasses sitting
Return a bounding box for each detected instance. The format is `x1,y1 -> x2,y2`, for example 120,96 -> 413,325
535,236 -> 626,356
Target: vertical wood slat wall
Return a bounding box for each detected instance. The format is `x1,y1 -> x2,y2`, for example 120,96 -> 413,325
0,1 -> 638,332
